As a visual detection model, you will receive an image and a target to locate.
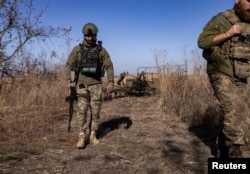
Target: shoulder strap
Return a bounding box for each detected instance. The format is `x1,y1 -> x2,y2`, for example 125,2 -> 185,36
221,9 -> 240,25
97,40 -> 102,52
97,40 -> 103,63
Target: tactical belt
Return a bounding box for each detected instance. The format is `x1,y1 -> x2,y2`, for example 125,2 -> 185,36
78,83 -> 98,89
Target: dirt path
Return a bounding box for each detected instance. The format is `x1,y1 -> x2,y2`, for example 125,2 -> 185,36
1,96 -> 249,174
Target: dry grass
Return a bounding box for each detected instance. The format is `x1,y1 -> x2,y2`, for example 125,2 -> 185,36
0,67 -> 68,162
154,73 -> 219,127
0,63 -> 219,163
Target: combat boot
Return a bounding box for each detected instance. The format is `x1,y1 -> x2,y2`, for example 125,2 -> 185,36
218,144 -> 229,158
228,145 -> 243,158
76,133 -> 86,149
89,132 -> 99,144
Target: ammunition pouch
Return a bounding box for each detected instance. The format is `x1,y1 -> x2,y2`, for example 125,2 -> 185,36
80,50 -> 100,74
233,60 -> 250,79
78,45 -> 105,77
220,11 -> 250,79
230,43 -> 250,60
230,34 -> 250,79
81,63 -> 104,77
81,66 -> 98,74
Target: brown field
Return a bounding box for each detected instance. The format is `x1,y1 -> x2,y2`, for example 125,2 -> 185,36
1,67 -> 250,174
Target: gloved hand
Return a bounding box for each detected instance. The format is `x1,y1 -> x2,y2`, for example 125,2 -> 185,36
107,82 -> 114,93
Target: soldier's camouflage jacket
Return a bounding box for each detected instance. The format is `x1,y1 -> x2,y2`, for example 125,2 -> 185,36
66,40 -> 114,85
198,9 -> 250,81
198,9 -> 234,77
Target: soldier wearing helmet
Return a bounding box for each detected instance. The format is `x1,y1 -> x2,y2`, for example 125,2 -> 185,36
82,23 -> 99,45
66,22 -> 114,149
198,0 -> 250,158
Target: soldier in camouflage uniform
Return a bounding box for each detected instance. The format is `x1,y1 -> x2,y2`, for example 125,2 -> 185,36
198,0 -> 250,158
66,23 -> 114,149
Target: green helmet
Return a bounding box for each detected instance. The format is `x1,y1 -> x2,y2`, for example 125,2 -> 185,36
82,23 -> 98,35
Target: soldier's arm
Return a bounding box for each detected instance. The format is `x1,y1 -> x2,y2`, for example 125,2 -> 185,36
66,46 -> 78,81
198,13 -> 241,49
198,19 -> 221,49
197,12 -> 234,48
101,48 -> 114,83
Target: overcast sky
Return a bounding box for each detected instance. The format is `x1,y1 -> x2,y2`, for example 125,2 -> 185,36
37,0 -> 234,74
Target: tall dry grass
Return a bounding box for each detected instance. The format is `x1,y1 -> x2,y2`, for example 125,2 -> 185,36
154,71 -> 219,128
0,61 -> 220,161
0,66 -> 69,161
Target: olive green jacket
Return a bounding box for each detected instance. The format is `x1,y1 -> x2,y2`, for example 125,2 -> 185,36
198,10 -> 235,78
66,40 -> 114,85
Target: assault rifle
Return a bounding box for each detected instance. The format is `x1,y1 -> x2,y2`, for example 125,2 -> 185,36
65,59 -> 80,132
65,86 -> 77,132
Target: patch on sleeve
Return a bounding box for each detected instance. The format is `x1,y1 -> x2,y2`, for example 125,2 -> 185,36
203,23 -> 209,30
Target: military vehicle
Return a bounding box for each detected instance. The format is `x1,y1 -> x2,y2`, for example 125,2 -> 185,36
103,64 -> 187,99
113,67 -> 159,97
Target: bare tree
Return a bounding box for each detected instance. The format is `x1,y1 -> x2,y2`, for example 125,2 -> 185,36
0,0 -> 71,77
153,48 -> 168,68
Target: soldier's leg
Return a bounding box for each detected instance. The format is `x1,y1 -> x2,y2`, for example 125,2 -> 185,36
228,81 -> 249,157
89,84 -> 102,144
224,81 -> 247,158
76,86 -> 89,148
210,73 -> 247,157
217,111 -> 229,158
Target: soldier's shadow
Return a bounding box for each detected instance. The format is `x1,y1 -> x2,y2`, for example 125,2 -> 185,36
96,116 -> 133,139
188,106 -> 221,157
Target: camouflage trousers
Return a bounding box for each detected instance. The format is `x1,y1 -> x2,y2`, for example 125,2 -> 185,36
76,83 -> 103,134
209,73 -> 249,146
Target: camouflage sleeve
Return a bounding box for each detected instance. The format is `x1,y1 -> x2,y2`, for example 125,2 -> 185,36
66,46 -> 79,80
100,47 -> 114,83
198,15 -> 224,49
